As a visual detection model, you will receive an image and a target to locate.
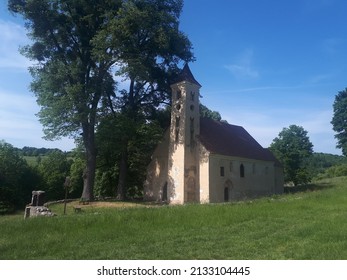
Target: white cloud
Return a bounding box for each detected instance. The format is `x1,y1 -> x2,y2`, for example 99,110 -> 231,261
224,48 -> 259,79
0,20 -> 32,69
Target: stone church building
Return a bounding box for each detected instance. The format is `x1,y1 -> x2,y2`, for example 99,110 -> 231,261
144,64 -> 284,204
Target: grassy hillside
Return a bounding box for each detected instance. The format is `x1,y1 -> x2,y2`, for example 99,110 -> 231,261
1,177 -> 347,260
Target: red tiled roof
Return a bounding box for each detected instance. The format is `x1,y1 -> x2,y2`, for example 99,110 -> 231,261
199,118 -> 280,164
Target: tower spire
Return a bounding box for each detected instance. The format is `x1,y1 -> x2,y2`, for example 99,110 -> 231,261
174,63 -> 201,87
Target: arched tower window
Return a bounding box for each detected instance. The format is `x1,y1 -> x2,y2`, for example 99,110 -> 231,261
240,164 -> 245,178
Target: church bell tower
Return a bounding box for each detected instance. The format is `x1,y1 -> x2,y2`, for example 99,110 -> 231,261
167,64 -> 202,204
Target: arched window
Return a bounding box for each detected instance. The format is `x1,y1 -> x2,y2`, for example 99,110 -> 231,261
240,164 -> 245,178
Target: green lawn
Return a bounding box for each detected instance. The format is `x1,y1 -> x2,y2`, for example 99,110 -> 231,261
1,177 -> 347,260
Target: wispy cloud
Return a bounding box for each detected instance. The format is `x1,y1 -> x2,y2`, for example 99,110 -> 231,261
0,20 -> 32,69
0,89 -> 74,150
224,48 -> 259,80
219,100 -> 337,154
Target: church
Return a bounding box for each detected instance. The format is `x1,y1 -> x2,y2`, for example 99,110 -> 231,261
144,64 -> 284,204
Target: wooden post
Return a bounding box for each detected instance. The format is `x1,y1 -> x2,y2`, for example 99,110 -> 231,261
63,177 -> 71,215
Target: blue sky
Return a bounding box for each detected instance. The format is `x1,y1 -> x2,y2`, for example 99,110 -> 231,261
0,0 -> 346,154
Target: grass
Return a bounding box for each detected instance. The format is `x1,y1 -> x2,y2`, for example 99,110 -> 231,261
1,177 -> 347,260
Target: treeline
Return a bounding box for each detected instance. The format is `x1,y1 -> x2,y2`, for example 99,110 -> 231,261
17,146 -> 71,157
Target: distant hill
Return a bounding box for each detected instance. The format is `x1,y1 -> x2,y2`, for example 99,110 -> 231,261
308,152 -> 347,178
16,146 -> 71,157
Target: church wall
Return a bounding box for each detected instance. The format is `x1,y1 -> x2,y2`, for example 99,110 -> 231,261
208,154 -> 278,203
143,130 -> 170,202
274,166 -> 285,194
198,142 -> 210,203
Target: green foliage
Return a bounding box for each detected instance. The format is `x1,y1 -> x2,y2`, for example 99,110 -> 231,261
270,125 -> 314,185
331,88 -> 347,155
20,146 -> 64,157
200,104 -> 222,121
0,141 -> 39,214
315,163 -> 347,179
68,156 -> 85,198
95,112 -> 165,198
37,151 -> 72,201
306,152 -> 347,179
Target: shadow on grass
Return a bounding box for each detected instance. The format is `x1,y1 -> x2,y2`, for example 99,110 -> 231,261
284,182 -> 335,194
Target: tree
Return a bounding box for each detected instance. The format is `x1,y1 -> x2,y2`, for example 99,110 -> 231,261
8,0 -> 121,201
331,88 -> 347,155
270,125 -> 314,186
93,0 -> 194,199
200,104 -> 222,121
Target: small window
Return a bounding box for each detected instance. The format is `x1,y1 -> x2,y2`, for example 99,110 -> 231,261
190,91 -> 195,101
240,164 -> 245,178
220,166 -> 225,177
252,163 -> 256,174
190,117 -> 194,132
176,90 -> 182,100
230,162 -> 233,172
175,129 -> 179,143
175,116 -> 180,128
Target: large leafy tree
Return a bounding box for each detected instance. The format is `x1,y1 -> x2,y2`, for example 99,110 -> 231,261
9,0 -> 121,201
331,88 -> 347,155
93,0 -> 194,199
270,125 -> 314,186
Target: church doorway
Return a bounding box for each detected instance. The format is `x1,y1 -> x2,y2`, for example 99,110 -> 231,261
186,177 -> 196,202
224,180 -> 233,202
224,187 -> 229,202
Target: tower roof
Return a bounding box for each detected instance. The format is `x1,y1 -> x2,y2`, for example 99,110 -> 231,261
172,63 -> 201,87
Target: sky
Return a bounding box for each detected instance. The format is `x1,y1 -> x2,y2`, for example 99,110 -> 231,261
0,0 -> 346,154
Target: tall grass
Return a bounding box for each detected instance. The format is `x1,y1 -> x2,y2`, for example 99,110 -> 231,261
1,177 -> 347,260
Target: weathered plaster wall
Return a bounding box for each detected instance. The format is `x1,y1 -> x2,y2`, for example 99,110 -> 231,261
143,130 -> 170,202
208,154 -> 281,203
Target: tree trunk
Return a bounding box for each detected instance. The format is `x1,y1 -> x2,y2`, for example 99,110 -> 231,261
81,124 -> 97,201
116,146 -> 128,200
